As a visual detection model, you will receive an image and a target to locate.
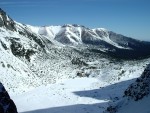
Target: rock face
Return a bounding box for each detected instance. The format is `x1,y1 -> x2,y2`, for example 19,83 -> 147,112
0,82 -> 17,113
0,8 -> 16,31
124,64 -> 150,101
105,64 -> 150,113
10,40 -> 35,62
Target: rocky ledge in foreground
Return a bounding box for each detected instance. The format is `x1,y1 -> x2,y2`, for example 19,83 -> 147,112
124,63 -> 150,101
0,82 -> 17,113
106,63 -> 150,113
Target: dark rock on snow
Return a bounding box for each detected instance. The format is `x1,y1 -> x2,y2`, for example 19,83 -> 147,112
0,8 -> 16,31
124,64 -> 150,101
0,82 -> 17,113
106,64 -> 150,113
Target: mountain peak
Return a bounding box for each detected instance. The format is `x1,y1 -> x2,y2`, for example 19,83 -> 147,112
94,28 -> 108,31
0,8 -> 16,31
61,24 -> 87,28
0,8 -> 6,15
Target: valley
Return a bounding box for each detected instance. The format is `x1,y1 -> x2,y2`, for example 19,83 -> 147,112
0,8 -> 150,113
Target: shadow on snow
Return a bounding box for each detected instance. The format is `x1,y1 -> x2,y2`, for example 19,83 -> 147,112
21,78 -> 136,113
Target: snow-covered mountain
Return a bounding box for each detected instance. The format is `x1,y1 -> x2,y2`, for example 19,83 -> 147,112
27,24 -> 136,48
27,24 -> 150,57
1,8 -> 150,93
27,24 -> 150,59
1,8 -> 150,113
1,7 -> 150,92
1,8 -> 150,59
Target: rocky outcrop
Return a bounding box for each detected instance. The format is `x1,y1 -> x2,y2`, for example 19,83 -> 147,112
10,40 -> 35,62
0,8 -> 16,31
0,82 -> 18,113
71,57 -> 88,66
124,64 -> 150,101
105,64 -> 150,113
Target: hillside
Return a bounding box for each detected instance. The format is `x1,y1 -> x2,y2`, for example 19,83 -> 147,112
0,8 -> 150,113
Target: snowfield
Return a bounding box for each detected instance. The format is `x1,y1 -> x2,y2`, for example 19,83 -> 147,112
11,77 -> 134,113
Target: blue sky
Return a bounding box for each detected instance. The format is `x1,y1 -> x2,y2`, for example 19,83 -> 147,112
0,0 -> 150,41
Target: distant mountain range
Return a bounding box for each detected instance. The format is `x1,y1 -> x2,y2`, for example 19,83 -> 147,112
1,8 -> 150,60
28,24 -> 150,59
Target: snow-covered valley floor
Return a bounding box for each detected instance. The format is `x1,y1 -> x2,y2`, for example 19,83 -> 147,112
11,77 -> 136,113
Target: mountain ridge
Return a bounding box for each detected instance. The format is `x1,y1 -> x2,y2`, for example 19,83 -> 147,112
1,7 -> 150,113
1,8 -> 150,55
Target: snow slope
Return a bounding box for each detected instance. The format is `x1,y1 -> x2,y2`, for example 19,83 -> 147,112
117,64 -> 150,113
0,27 -> 42,94
12,61 -> 147,113
11,60 -> 150,113
11,77 -> 134,113
117,96 -> 150,113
